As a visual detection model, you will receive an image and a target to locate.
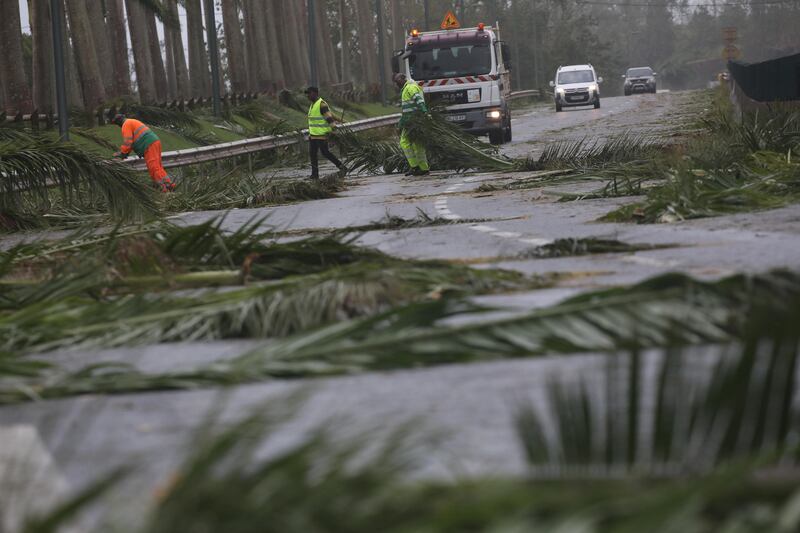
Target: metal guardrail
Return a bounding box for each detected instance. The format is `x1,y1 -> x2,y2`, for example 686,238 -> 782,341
120,90 -> 539,171
508,89 -> 541,100
122,113 -> 401,171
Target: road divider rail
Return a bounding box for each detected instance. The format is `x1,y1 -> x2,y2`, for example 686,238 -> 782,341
507,89 -> 540,100
121,90 -> 538,170
122,113 -> 401,171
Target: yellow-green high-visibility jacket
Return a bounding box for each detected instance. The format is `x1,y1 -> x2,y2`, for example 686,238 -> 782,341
308,98 -> 332,138
399,81 -> 428,129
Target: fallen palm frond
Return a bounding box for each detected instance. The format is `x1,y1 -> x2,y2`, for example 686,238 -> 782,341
3,270 -> 796,403
519,132 -> 666,171
0,130 -> 159,229
517,294 -> 800,477
333,111 -> 514,174
521,237 -> 672,258
19,384 -> 800,533
164,170 -> 343,212
604,151 -> 800,223
0,218 -> 538,358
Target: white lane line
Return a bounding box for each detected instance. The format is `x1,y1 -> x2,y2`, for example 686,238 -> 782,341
471,225 -> 498,233
519,237 -> 554,246
622,255 -> 679,268
492,231 -> 522,238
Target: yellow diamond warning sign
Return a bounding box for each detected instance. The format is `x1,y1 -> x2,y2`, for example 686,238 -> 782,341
440,10 -> 461,30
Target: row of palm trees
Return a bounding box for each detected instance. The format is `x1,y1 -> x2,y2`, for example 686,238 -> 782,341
2,0 -> 475,115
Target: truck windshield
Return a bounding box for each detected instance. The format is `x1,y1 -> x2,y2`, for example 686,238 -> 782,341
409,44 -> 492,80
557,70 -> 595,84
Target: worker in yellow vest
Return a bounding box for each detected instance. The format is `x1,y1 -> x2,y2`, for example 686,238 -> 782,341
394,73 -> 430,176
305,86 -> 346,180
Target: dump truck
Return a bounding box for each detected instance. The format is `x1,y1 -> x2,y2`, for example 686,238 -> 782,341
392,21 -> 513,145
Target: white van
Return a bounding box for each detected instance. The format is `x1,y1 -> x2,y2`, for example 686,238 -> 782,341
550,64 -> 603,112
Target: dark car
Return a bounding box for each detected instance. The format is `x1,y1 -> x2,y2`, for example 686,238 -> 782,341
622,67 -> 657,95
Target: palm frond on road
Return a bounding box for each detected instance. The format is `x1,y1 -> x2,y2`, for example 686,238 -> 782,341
3,270 -> 795,403
0,131 -> 159,229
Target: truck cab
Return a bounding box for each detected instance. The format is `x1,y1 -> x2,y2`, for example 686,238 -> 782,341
392,24 -> 513,145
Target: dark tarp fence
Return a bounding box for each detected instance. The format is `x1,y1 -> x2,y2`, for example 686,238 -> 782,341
728,53 -> 800,102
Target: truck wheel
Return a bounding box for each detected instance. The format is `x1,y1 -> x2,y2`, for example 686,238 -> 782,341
489,130 -> 504,145
555,103 -> 563,112
594,99 -> 601,109
504,126 -> 512,143
624,89 -> 631,96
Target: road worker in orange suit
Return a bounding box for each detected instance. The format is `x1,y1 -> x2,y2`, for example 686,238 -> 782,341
112,114 -> 175,192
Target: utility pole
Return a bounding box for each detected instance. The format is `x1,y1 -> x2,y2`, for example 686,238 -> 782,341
424,0 -> 430,30
308,0 -> 319,87
376,0 -> 387,104
50,0 -> 69,140
204,0 -> 221,116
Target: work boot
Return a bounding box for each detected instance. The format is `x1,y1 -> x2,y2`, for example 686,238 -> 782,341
411,167 -> 430,176
337,165 -> 348,177
309,174 -> 320,181
404,167 -> 419,176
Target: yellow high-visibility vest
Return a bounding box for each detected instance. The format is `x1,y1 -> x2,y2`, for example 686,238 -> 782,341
308,98 -> 332,137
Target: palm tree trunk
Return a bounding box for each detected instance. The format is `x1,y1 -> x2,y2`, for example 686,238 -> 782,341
286,1 -> 310,83
106,0 -> 131,97
164,19 -> 178,99
186,0 -> 211,96
144,10 -> 169,101
165,0 -> 190,98
261,0 -> 285,88
125,0 -> 157,103
85,0 -> 115,97
339,0 -> 351,83
272,0 -> 299,87
65,0 -> 106,110
241,0 -> 272,91
0,0 -> 34,113
222,0 -> 247,94
390,0 -> 403,50
314,0 -> 337,84
29,0 -> 55,112
355,0 -> 378,88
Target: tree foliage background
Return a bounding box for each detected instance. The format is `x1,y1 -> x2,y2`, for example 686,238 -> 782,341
1,0 -> 799,114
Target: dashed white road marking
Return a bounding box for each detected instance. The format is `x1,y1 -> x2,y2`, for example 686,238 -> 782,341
433,178 -> 555,248
622,255 -> 678,268
471,224 -> 498,232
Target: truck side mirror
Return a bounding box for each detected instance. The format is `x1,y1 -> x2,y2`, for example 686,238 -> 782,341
549,80 -> 555,87
598,76 -> 604,83
391,56 -> 400,75
621,74 -> 626,78
652,72 -> 657,76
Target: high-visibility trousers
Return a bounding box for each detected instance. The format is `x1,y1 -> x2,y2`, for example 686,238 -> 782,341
399,130 -> 429,171
143,140 -> 168,183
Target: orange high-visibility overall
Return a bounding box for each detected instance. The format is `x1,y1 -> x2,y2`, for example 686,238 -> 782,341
120,119 -> 169,185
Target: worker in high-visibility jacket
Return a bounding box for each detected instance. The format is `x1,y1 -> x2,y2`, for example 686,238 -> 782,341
112,114 -> 175,192
394,73 -> 430,176
305,86 -> 346,180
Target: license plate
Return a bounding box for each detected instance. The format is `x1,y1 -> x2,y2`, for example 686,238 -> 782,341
445,114 -> 467,122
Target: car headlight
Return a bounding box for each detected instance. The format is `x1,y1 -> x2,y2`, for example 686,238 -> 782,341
485,109 -> 502,119
588,83 -> 598,92
556,88 -> 565,95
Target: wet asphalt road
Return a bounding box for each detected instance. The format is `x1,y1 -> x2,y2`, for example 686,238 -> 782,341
3,92 -> 800,526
